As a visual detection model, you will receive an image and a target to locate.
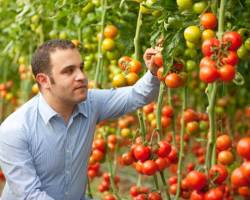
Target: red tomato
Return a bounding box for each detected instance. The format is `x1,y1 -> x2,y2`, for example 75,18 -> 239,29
202,38 -> 220,56
190,190 -> 205,200
204,188 -> 223,200
238,186 -> 250,197
93,138 -> 106,152
200,56 -> 217,68
155,157 -> 169,171
184,108 -> 199,123
200,12 -> 217,30
133,144 -> 151,162
222,31 -> 242,51
231,167 -> 249,187
168,176 -> 178,185
167,147 -> 178,163
104,25 -> 118,39
148,192 -> 162,200
162,105 -> 174,118
165,73 -> 183,88
209,164 -> 228,184
153,53 -> 163,67
161,116 -> 172,128
142,160 -> 158,175
121,152 -> 135,165
199,65 -> 219,83
241,161 -> 250,182
169,183 -> 177,195
129,59 -> 142,73
237,137 -> 250,160
221,51 -> 238,66
216,134 -> 232,151
185,171 -> 207,191
217,150 -> 234,165
186,121 -> 199,134
157,141 -> 171,157
118,56 -> 132,70
156,67 -> 166,81
130,185 -> 140,197
103,194 -> 117,200
219,64 -> 235,82
134,194 -> 147,200
92,149 -> 105,162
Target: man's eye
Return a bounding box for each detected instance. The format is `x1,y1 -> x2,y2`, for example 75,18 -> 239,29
66,69 -> 74,74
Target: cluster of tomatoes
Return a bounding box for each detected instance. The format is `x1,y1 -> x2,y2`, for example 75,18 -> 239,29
169,165 -> 230,200
0,80 -> 14,102
143,102 -> 174,130
112,56 -> 142,87
98,172 -> 120,193
120,137 -> 178,177
87,162 -> 101,180
130,185 -> 162,200
184,11 -> 243,84
184,108 -> 209,135
200,31 -> 242,83
152,52 -> 188,89
216,134 -> 234,166
230,137 -> 250,197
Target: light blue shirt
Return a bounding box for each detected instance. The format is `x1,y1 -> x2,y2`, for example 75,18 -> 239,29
0,71 -> 159,200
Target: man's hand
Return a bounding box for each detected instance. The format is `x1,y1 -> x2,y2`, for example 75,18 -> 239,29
143,48 -> 160,76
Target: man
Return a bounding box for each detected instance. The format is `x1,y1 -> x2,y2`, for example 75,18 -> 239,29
0,39 -> 160,200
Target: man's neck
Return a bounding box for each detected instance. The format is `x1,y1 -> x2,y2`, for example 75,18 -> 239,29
41,92 -> 75,124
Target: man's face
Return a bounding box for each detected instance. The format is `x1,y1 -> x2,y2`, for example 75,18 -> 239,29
47,48 -> 88,105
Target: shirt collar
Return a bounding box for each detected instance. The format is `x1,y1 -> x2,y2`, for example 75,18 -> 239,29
73,102 -> 88,118
38,94 -> 58,125
38,94 -> 88,124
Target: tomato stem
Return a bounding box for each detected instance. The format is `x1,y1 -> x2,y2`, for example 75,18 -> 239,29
94,0 -> 107,88
86,177 -> 93,199
153,174 -> 159,190
168,88 -> 177,148
134,4 -> 142,60
159,171 -> 171,200
174,86 -> 187,200
156,82 -> 165,141
205,0 -> 226,171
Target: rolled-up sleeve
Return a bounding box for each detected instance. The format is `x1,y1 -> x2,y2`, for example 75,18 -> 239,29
0,124 -> 54,200
91,71 -> 160,122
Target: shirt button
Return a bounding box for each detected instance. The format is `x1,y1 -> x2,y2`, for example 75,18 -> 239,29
65,192 -> 69,195
66,149 -> 70,153
66,170 -> 70,174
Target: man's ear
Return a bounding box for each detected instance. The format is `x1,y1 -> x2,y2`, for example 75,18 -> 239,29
36,73 -> 50,89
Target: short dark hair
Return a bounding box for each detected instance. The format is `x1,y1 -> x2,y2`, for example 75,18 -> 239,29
31,39 -> 76,77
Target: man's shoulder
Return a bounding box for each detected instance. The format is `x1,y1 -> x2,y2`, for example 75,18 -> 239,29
0,95 -> 39,132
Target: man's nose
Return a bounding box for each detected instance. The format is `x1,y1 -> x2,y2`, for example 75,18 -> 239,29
75,69 -> 86,81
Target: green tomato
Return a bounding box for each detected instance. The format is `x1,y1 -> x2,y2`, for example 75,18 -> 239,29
84,60 -> 92,71
31,15 -> 39,24
244,38 -> 250,50
237,45 -> 249,59
82,2 -> 94,13
177,0 -> 193,10
238,28 -> 249,38
49,30 -> 57,39
59,31 -> 67,39
215,106 -> 224,114
106,50 -> 119,60
199,120 -> 209,131
192,1 -> 207,14
186,60 -> 197,71
184,49 -> 198,59
184,26 -> 201,43
186,41 -> 197,49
